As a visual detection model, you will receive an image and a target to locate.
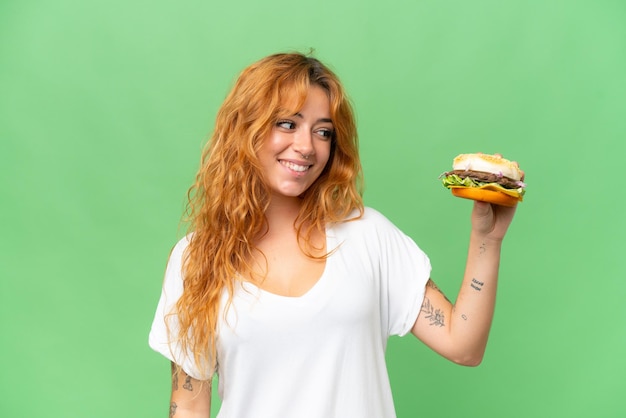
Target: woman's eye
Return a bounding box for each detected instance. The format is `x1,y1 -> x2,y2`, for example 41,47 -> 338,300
316,128 -> 334,139
276,120 -> 295,130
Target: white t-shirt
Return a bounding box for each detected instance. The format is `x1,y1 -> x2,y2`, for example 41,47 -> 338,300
149,207 -> 431,418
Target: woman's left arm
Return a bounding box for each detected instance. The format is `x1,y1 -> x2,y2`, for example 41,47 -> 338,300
411,201 -> 517,366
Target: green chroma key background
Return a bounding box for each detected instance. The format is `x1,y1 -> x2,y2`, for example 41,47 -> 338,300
1,0 -> 624,416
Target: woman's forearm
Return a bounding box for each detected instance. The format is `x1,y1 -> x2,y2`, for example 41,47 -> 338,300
449,233 -> 504,365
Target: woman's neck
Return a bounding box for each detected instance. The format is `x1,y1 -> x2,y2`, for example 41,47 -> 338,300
264,195 -> 302,231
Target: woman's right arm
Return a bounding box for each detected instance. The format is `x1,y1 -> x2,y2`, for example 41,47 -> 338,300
169,362 -> 211,418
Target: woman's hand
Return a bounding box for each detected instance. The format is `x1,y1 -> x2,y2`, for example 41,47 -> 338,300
470,201 -> 517,242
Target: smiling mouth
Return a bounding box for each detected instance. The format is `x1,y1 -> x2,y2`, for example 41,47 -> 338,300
280,160 -> 311,173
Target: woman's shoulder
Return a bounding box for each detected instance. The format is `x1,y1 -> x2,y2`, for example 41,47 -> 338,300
362,206 -> 388,221
336,206 -> 396,232
167,233 -> 194,263
360,206 -> 396,225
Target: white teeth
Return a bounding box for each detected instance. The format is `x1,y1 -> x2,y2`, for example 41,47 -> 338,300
281,161 -> 310,172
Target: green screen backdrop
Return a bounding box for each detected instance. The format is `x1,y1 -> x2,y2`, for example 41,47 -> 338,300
2,0 -> 625,417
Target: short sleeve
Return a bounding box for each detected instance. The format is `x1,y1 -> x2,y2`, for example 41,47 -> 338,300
370,210 -> 432,337
148,235 -> 209,380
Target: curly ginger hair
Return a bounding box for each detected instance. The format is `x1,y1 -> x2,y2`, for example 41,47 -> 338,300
172,52 -> 364,377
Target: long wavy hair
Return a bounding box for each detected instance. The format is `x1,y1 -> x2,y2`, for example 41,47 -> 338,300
172,52 -> 364,378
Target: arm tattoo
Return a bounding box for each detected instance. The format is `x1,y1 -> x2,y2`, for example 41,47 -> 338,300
427,280 -> 451,303
172,373 -> 178,391
169,402 -> 177,417
421,297 -> 445,327
471,278 -> 484,292
171,363 -> 179,391
479,242 -> 487,255
183,375 -> 193,391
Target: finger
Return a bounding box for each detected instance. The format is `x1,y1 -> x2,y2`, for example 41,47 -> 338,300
494,203 -> 518,223
472,200 -> 493,216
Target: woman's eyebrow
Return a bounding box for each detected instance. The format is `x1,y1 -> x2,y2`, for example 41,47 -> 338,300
294,112 -> 333,124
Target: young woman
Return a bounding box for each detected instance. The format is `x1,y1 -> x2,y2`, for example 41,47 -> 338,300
149,52 -> 517,417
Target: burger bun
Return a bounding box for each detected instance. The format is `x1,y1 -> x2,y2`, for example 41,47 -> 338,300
453,153 -> 524,181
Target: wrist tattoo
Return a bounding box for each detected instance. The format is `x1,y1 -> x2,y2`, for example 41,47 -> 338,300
461,314 -> 468,320
421,298 -> 445,327
479,242 -> 487,255
169,402 -> 177,417
471,278 -> 484,292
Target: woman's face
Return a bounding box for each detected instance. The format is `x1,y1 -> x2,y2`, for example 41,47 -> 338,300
258,85 -> 333,201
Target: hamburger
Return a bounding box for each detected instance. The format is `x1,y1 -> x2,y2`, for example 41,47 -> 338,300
441,153 -> 526,207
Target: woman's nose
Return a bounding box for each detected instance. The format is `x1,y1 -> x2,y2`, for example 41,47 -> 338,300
292,130 -> 314,157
